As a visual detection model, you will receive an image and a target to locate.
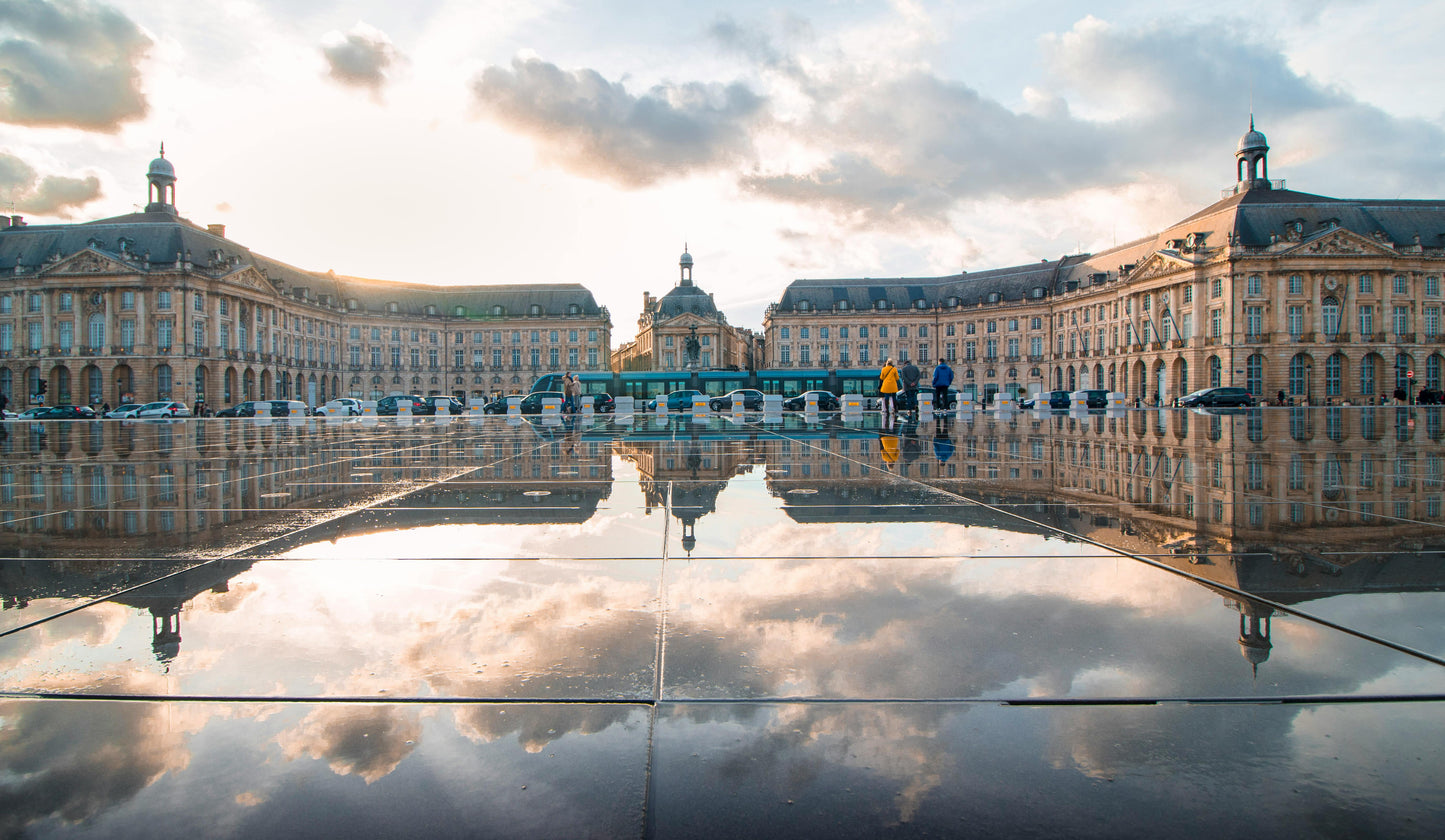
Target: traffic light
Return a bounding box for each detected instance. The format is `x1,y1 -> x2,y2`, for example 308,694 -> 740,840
37,380 -> 47,395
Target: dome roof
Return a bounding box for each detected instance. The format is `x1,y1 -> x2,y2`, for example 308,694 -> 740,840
1237,125 -> 1267,154
654,284 -> 717,319
148,150 -> 175,182
680,250 -> 693,267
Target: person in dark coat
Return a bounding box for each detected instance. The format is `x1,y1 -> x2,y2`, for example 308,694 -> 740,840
901,359 -> 921,413
931,359 -> 953,410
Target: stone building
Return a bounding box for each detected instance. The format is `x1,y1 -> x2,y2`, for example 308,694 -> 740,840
0,150 -> 610,409
764,123 -> 1445,405
612,249 -> 755,372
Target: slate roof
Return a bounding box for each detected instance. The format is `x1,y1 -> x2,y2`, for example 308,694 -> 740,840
654,282 -> 721,320
0,211 -> 606,320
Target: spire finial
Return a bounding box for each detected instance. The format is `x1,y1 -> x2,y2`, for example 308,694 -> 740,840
159,142 -> 165,158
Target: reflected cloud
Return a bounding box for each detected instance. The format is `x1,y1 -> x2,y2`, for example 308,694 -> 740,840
279,704 -> 423,784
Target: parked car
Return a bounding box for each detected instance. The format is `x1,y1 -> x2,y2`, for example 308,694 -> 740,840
135,401 -> 191,418
518,391 -> 566,414
782,390 -> 841,411
16,407 -> 49,419
710,389 -> 765,411
482,395 -> 512,414
314,398 -> 362,416
104,402 -> 145,419
1022,390 -> 1072,410
25,404 -> 98,420
646,390 -> 705,412
896,388 -> 961,411
1180,386 -> 1255,408
376,394 -> 430,416
587,393 -> 616,413
423,395 -> 465,415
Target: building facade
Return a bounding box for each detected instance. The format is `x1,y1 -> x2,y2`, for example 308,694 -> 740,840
612,249 -> 756,372
0,151 -> 611,409
764,124 -> 1445,405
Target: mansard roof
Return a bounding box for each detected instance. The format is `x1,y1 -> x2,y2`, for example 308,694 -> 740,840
0,210 -> 607,321
654,282 -> 721,321
775,259 -> 1069,314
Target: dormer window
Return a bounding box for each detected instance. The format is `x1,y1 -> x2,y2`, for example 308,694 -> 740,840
387,301 -> 399,314
914,299 -> 927,310
836,300 -> 850,311
947,296 -> 960,308
874,299 -> 887,311
492,305 -> 505,316
567,303 -> 580,315
986,292 -> 1000,304
454,305 -> 466,316
424,304 -> 438,316
529,304 -> 543,316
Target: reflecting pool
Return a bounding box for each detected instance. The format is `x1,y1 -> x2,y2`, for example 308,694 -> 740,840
2,407 -> 1443,837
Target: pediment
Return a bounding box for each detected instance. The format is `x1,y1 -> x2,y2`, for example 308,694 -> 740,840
41,247 -> 136,276
222,266 -> 275,293
1280,228 -> 1398,257
1128,252 -> 1197,283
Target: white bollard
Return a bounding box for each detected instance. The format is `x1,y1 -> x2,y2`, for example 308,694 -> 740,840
468,398 -> 486,417
581,397 -> 595,417
654,395 -> 668,414
397,399 -> 412,417
763,393 -> 783,416
1108,392 -> 1127,409
361,400 -> 377,418
955,394 -> 975,417
692,396 -> 710,417
919,392 -> 934,416
995,393 -> 1015,411
614,396 -> 635,417
1070,390 -> 1089,411
730,396 -> 745,418
841,394 -> 864,414
541,397 -> 562,416
506,395 -> 522,416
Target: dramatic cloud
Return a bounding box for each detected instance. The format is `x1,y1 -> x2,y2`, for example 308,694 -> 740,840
320,22 -> 402,98
0,151 -> 101,216
471,56 -> 767,187
279,705 -> 422,784
0,0 -> 150,131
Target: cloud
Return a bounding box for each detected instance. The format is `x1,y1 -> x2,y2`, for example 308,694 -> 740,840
471,56 -> 768,187
0,151 -> 100,217
278,705 -> 422,784
0,0 -> 150,131
320,22 -> 402,98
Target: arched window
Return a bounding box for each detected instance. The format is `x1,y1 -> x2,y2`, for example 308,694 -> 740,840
1208,355 -> 1222,388
1321,297 -> 1341,336
1361,356 -> 1378,397
88,314 -> 105,350
1326,353 -> 1344,397
1246,354 -> 1264,396
1178,358 -> 1188,394
1396,353 -> 1413,391
156,364 -> 172,399
194,365 -> 206,399
1289,353 -> 1310,396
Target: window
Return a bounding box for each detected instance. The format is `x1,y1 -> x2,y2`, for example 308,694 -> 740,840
27,293 -> 40,313
1287,305 -> 1304,336
1394,275 -> 1408,295
780,327 -> 790,340
800,327 -> 810,340
1322,298 -> 1341,335
1247,275 -> 1261,296
1359,305 -> 1375,336
194,292 -> 204,312
1326,353 -> 1343,396
1394,305 -> 1409,336
1183,286 -> 1193,304
986,321 -> 996,333
779,345 -> 791,364
1030,317 -> 1042,330
217,297 -> 227,316
1209,355 -> 1221,388
1361,356 -> 1377,397
0,295 -> 10,314
1246,353 -> 1264,396
1288,275 -> 1303,295
1209,310 -> 1221,338
1428,276 -> 1441,297
1211,277 -> 1223,298
1396,353 -> 1412,391
1245,306 -> 1262,337
57,321 -> 73,352
59,292 -> 73,312
1425,307 -> 1440,338
157,319 -> 172,350
88,314 -> 105,349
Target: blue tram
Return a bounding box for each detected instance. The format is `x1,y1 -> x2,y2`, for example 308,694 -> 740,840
531,368 -> 968,401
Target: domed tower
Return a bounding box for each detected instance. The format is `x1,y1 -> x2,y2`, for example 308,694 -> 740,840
1235,599 -> 1273,678
679,246 -> 694,287
1235,117 -> 1270,191
146,143 -> 177,213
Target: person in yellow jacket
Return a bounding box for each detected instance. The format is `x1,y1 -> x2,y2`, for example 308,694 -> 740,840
879,359 -> 900,415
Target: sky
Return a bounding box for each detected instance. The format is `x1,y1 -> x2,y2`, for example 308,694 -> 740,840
2,0 -> 1444,342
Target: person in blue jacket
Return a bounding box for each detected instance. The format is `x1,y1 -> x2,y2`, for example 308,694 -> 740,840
931,358 -> 953,409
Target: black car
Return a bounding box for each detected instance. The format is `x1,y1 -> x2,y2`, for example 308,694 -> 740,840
424,395 -> 466,415
588,393 -> 616,413
518,391 -> 566,414
482,395 -> 512,414
26,405 -> 97,420
782,390 -> 840,411
1180,386 -> 1255,408
1021,390 -> 1072,410
896,388 -> 960,411
710,389 -> 765,411
376,394 -> 432,416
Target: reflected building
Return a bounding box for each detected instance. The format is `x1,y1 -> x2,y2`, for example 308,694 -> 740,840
617,431 -> 759,554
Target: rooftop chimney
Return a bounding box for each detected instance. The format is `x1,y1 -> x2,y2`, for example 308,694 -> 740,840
207,224 -> 226,238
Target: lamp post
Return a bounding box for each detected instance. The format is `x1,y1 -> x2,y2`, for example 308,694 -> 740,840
1305,363 -> 1313,407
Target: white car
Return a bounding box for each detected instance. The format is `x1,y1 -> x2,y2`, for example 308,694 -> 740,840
105,403 -> 146,419
135,400 -> 191,418
314,398 -> 362,416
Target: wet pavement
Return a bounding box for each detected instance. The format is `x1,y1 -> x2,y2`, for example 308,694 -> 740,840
2,406 -> 1443,838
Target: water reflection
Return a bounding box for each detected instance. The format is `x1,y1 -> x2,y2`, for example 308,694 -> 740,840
2,410 -> 1444,836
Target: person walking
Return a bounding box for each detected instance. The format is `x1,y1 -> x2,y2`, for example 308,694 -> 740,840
879,359 -> 899,416
931,358 -> 953,410
901,358 -> 921,413
562,372 -> 579,414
